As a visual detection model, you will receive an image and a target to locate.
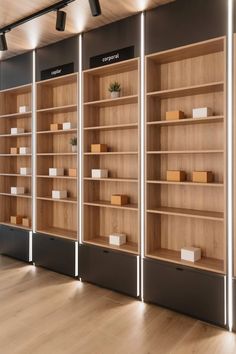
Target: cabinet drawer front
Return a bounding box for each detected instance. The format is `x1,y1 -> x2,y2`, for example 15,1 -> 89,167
144,258 -> 225,326
0,225 -> 29,262
33,233 -> 76,277
78,244 -> 138,297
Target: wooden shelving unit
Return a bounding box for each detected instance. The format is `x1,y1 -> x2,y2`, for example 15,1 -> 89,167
36,73 -> 78,241
0,84 -> 32,231
145,37 -> 226,274
83,58 -> 140,255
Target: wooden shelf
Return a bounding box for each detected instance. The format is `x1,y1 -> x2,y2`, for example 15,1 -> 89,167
147,82 -> 224,99
84,200 -> 138,211
37,153 -> 77,156
147,180 -> 224,187
0,83 -> 32,94
147,116 -> 224,127
146,249 -> 224,274
37,128 -> 77,135
37,196 -> 77,204
84,123 -> 138,131
84,177 -> 138,183
0,193 -> 32,199
37,104 -> 77,114
37,227 -> 77,241
37,72 -> 77,86
147,150 -> 224,155
0,174 -> 31,178
0,132 -> 31,138
0,222 -> 31,231
0,154 -> 32,157
84,151 -> 138,156
37,175 -> 77,180
147,206 -> 224,221
84,236 -> 138,255
0,112 -> 32,119
83,58 -> 138,75
84,95 -> 138,108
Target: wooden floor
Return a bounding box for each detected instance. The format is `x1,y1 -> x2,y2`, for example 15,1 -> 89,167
0,256 -> 236,354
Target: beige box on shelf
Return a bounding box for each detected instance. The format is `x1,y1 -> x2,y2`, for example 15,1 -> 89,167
91,144 -> 108,153
69,168 -> 77,177
62,122 -> 76,130
52,190 -> 67,199
10,147 -> 19,154
20,167 -> 31,175
50,123 -> 63,131
166,170 -> 186,182
111,194 -> 129,206
10,215 -> 23,225
192,171 -> 213,183
181,247 -> 201,262
22,218 -> 31,228
49,168 -> 64,176
192,107 -> 213,118
91,169 -> 108,178
11,127 -> 25,135
165,111 -> 185,121
19,147 -> 31,155
11,187 -> 25,195
109,233 -> 127,246
19,106 -> 30,113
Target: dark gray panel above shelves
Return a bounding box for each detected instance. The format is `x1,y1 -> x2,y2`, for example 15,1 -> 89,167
0,52 -> 33,90
146,0 -> 227,55
82,14 -> 140,70
36,36 -> 79,81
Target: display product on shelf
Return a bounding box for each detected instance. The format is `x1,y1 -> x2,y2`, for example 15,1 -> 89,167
49,168 -> 64,176
22,217 -> 31,228
11,127 -> 25,135
165,110 -> 185,121
10,147 -> 19,154
52,190 -> 68,199
192,107 -> 213,118
19,106 -> 30,113
181,247 -> 202,262
91,169 -> 108,178
166,170 -> 186,182
109,233 -> 127,246
91,144 -> 108,153
62,122 -> 75,130
68,168 -> 77,177
192,171 -> 213,183
11,187 -> 25,195
20,167 -> 31,175
19,147 -> 31,155
10,215 -> 23,225
111,194 -> 129,206
50,123 -> 63,131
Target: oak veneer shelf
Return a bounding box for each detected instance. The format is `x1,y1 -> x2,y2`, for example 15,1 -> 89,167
147,116 -> 224,127
147,180 -> 224,187
84,201 -> 138,211
37,227 -> 77,241
0,174 -> 31,178
84,94 -> 138,108
37,175 -> 77,180
37,129 -> 77,135
147,150 -> 224,154
0,132 -> 31,138
0,112 -> 32,119
84,177 -> 138,183
0,154 -> 32,157
84,123 -> 138,131
37,153 -> 77,156
37,196 -> 77,204
0,222 -> 31,231
84,237 -> 138,255
0,193 -> 32,199
37,104 -> 77,114
84,151 -> 138,156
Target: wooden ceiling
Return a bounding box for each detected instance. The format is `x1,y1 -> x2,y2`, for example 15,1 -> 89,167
0,0 -> 174,60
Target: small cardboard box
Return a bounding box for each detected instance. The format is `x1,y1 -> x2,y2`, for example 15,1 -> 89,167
19,106 -> 30,113
10,215 -> 23,225
50,123 -> 62,131
109,233 -> 127,246
22,217 -> 31,228
52,190 -> 67,199
192,107 -> 213,118
192,171 -> 213,183
166,170 -> 186,182
165,111 -> 185,121
111,194 -> 129,206
62,122 -> 76,130
19,147 -> 31,155
69,168 -> 77,177
181,247 -> 201,262
10,147 -> 19,154
91,144 -> 108,153
20,167 -> 31,175
11,127 -> 25,135
91,169 -> 108,178
11,187 -> 25,195
49,168 -> 64,176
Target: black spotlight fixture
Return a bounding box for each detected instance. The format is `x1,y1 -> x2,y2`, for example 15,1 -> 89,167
89,0 -> 101,17
0,33 -> 7,51
56,10 -> 67,31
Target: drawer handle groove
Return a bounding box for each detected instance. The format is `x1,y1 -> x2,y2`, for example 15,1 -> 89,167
176,267 -> 184,271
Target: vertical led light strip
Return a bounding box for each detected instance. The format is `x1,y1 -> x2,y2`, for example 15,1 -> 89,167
31,49 -> 36,261
227,0 -> 234,332
140,12 -> 145,300
79,33 -> 83,245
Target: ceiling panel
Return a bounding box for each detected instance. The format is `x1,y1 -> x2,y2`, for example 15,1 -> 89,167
0,0 -> 174,60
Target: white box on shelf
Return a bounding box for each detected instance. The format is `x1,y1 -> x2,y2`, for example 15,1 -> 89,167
19,106 -> 30,113
109,233 -> 127,246
20,167 -> 31,175
19,147 -> 31,155
11,187 -> 25,195
11,127 -> 25,135
49,168 -> 64,176
181,247 -> 201,262
52,190 -> 67,199
62,122 -> 76,130
192,107 -> 213,118
91,169 -> 108,178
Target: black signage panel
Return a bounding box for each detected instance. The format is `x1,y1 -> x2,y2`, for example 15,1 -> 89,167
90,46 -> 135,68
41,62 -> 74,80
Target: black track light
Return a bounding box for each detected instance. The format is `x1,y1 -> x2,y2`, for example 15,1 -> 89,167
88,0 -> 101,17
56,10 -> 67,31
0,33 -> 7,51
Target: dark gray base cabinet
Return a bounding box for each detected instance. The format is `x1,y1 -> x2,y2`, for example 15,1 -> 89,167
78,244 -> 138,297
144,258 -> 225,327
233,278 -> 236,332
0,225 -> 30,262
33,233 -> 76,277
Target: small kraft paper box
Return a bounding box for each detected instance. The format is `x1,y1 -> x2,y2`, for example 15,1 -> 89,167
109,233 -> 127,246
192,171 -> 213,183
91,144 -> 108,153
69,168 -> 77,177
111,194 -> 129,206
10,215 -> 23,225
52,190 -> 67,199
192,107 -> 213,118
50,123 -> 63,131
11,127 -> 25,135
165,111 -> 185,121
10,147 -> 19,154
91,169 -> 108,178
19,106 -> 30,113
166,170 -> 186,182
11,187 -> 25,195
20,167 -> 31,175
62,122 -> 76,130
22,218 -> 31,228
19,147 -> 31,155
181,247 -> 201,262
49,168 -> 64,176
